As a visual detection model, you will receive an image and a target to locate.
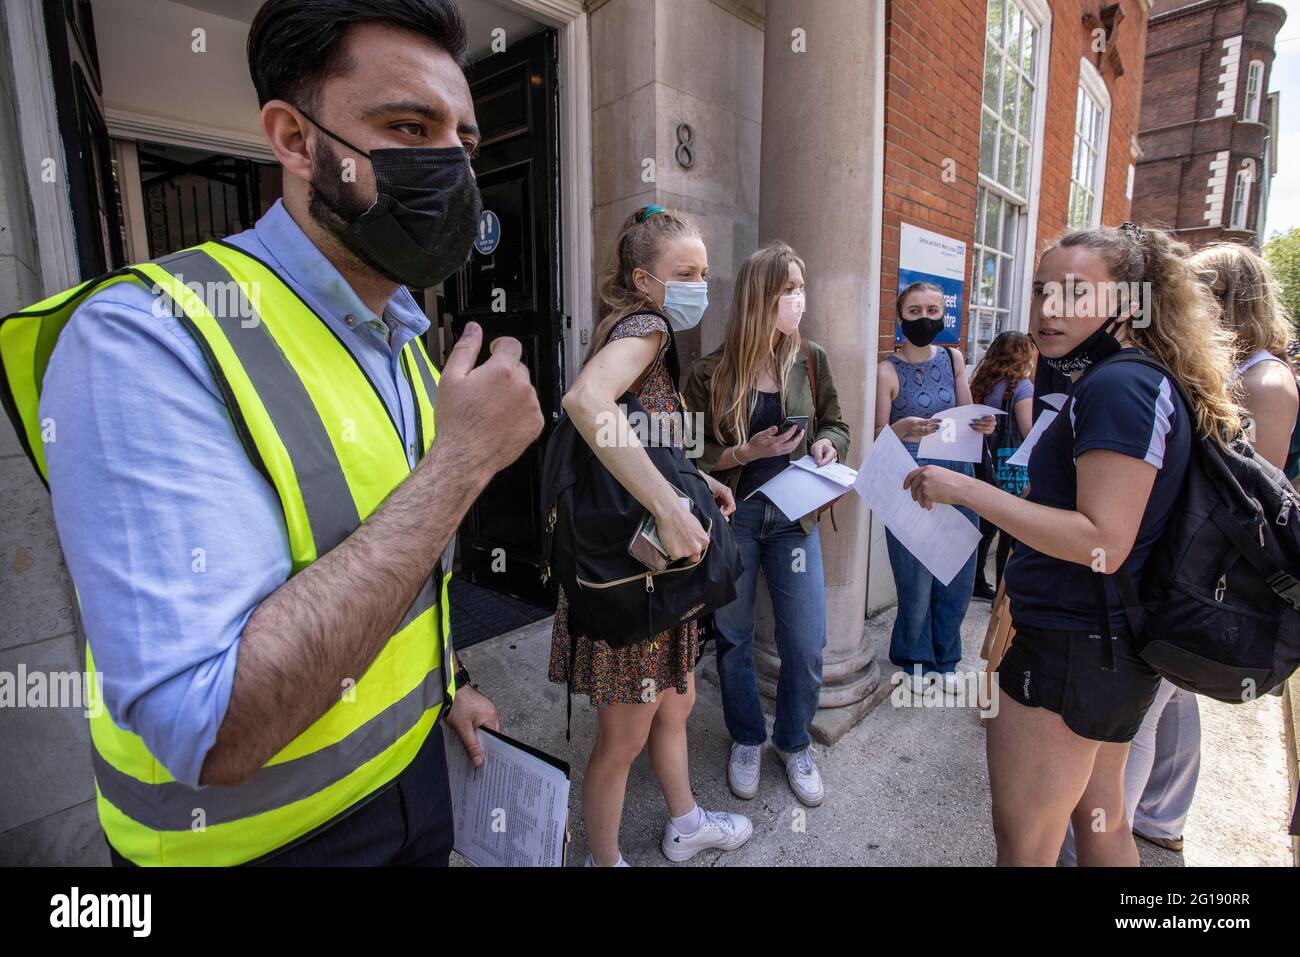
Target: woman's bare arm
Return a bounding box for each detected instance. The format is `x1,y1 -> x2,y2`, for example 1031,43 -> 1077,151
561,334 -> 707,561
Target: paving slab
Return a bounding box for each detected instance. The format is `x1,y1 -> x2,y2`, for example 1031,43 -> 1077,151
456,598 -> 1294,867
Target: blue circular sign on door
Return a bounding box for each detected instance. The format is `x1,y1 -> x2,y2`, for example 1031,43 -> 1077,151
474,210 -> 501,255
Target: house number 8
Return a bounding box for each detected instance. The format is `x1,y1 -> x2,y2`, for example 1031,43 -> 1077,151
675,123 -> 695,169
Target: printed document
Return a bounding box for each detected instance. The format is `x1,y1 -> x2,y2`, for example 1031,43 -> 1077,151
748,455 -> 856,522
916,403 -> 1008,463
1005,393 -> 1068,467
854,427 -> 980,585
444,725 -> 570,867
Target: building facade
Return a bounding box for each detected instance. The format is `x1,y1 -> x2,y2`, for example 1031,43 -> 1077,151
0,0 -> 1153,863
879,0 -> 1150,366
1131,0 -> 1286,247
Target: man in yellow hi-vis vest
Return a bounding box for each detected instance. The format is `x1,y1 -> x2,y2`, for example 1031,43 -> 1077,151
0,0 -> 543,865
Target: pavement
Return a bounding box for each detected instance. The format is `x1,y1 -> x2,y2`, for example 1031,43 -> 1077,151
456,596 -> 1296,867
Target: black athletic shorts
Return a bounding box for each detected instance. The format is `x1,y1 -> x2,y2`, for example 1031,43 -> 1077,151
995,625 -> 1161,743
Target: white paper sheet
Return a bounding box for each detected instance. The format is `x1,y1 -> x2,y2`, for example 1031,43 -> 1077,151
1006,410 -> 1058,467
854,427 -> 981,585
916,403 -> 1007,463
1038,392 -> 1068,411
444,725 -> 570,867
788,454 -> 858,487
747,464 -> 849,522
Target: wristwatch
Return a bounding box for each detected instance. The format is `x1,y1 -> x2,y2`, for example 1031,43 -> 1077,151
454,664 -> 472,689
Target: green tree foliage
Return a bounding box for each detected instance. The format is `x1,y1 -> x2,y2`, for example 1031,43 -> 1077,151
1263,227 -> 1300,347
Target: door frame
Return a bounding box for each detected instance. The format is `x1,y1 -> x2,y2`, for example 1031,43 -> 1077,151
500,0 -> 593,386
5,0 -> 81,294
10,0 -> 593,365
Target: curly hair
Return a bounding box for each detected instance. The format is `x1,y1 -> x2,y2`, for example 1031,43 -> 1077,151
970,331 -> 1037,405
1189,242 -> 1295,373
1044,224 -> 1244,444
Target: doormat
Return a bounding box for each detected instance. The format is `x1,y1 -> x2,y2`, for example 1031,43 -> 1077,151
448,577 -> 553,649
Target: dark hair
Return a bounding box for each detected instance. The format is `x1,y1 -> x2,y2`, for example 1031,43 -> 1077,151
247,0 -> 469,110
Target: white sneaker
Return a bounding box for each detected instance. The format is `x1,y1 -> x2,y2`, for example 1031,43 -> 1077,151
583,852 -> 630,867
777,744 -> 825,807
902,670 -> 931,694
939,672 -> 962,697
727,742 -> 762,799
661,808 -> 753,862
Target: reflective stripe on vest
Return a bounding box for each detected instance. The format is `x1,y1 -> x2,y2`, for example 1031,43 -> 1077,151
0,241 -> 456,865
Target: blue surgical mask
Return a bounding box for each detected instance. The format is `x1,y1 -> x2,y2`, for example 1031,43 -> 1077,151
646,272 -> 708,331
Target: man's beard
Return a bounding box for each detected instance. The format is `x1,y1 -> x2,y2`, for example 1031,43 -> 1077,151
306,138 -> 408,286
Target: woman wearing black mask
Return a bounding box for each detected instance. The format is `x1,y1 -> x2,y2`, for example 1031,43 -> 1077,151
902,224 -> 1243,865
873,282 -> 995,697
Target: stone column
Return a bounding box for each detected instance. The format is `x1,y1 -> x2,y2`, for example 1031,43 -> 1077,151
753,0 -> 886,741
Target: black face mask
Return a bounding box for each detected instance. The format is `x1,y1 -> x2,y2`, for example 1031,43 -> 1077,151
899,315 -> 946,347
300,108 -> 482,288
1039,314 -> 1123,376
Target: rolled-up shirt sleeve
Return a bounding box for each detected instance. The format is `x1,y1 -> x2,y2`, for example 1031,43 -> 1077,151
40,283 -> 292,789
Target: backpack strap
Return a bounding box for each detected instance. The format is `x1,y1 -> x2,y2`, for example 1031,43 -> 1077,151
801,342 -> 842,531
802,342 -> 818,436
605,309 -> 680,397
1095,351 -> 1300,609
1056,351 -> 1182,652
1209,509 -> 1300,611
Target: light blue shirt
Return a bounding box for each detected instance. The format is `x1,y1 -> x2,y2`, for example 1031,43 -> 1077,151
41,200 -> 430,788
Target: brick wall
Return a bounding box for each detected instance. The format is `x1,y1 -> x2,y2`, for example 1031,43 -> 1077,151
879,0 -> 1148,358
1131,0 -> 1286,247
878,0 -> 985,356
1036,0 -> 1148,250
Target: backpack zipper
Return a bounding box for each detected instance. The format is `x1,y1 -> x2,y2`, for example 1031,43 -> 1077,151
575,548 -> 707,590
541,502 -> 558,584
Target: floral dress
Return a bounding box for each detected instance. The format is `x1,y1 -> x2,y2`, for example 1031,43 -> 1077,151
547,313 -> 701,706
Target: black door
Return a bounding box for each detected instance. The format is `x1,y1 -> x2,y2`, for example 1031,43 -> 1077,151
443,29 -> 562,607
136,144 -> 281,257
44,0 -> 125,278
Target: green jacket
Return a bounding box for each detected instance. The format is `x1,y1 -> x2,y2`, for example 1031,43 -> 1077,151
683,340 -> 851,534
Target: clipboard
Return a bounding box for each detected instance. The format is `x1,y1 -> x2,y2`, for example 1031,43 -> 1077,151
443,724 -> 573,867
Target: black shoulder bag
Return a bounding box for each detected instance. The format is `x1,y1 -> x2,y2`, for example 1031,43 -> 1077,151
540,313 -> 744,730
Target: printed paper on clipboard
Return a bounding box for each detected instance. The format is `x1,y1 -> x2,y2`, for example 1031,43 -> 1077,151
443,724 -> 571,867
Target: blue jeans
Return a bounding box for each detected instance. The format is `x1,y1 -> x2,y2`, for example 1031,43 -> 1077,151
713,498 -> 826,753
885,456 -> 979,676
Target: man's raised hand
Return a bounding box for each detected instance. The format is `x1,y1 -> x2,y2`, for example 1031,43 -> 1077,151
433,321 -> 545,476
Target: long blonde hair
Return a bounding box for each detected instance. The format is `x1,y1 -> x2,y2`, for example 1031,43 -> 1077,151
709,241 -> 806,445
1046,224 -> 1244,444
587,205 -> 700,361
1189,242 -> 1295,372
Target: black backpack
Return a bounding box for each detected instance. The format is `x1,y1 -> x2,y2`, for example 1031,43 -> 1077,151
1062,351 -> 1300,705
540,316 -> 743,717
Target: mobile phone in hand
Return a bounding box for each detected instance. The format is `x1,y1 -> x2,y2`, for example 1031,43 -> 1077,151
779,415 -> 809,435
628,495 -> 692,571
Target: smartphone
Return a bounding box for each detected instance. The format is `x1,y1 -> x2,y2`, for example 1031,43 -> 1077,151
779,415 -> 809,435
628,494 -> 692,571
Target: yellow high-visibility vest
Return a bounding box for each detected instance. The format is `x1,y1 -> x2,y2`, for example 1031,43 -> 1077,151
0,240 -> 456,865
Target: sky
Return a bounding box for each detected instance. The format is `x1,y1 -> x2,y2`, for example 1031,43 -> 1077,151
1264,0 -> 1300,238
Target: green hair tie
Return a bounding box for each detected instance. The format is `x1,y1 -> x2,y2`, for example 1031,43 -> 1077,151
637,204 -> 666,223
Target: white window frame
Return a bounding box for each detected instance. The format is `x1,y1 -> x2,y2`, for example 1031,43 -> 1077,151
1068,58 -> 1111,229
968,0 -> 1051,364
1229,165 -> 1252,230
1243,59 -> 1264,122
